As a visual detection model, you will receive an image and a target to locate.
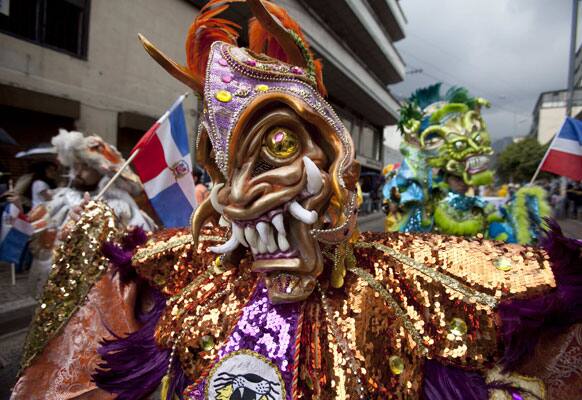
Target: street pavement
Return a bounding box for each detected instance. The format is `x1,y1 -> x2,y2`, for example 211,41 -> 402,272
0,267 -> 35,400
358,211 -> 386,233
0,213 -> 579,399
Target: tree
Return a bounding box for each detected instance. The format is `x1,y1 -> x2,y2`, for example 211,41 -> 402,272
496,137 -> 550,183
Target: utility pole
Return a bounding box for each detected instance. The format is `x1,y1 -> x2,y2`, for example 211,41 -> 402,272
566,0 -> 579,117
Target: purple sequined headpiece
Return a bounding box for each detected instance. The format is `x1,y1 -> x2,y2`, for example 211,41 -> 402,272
200,41 -> 353,185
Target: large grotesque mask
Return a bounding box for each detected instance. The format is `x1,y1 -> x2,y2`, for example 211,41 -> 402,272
140,0 -> 359,303
399,84 -> 494,188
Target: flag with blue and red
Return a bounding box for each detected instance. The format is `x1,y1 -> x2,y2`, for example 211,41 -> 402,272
131,94 -> 197,227
0,204 -> 34,264
541,117 -> 582,181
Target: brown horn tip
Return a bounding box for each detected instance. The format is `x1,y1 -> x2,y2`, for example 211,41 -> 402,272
137,33 -> 203,95
247,0 -> 307,68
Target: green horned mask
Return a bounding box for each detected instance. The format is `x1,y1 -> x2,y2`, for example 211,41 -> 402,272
398,84 -> 494,187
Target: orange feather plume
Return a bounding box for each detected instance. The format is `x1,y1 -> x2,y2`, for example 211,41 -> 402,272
248,1 -> 327,96
185,0 -> 243,87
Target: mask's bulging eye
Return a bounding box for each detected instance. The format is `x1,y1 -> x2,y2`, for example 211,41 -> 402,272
265,128 -> 299,159
453,141 -> 466,151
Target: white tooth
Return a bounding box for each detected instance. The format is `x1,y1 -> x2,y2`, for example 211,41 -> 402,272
289,201 -> 318,224
266,227 -> 278,253
257,239 -> 267,254
272,213 -> 286,234
256,221 -> 270,244
244,226 -> 258,248
210,183 -> 225,214
233,224 -> 248,247
209,233 -> 238,254
303,156 -> 323,195
219,216 -> 231,227
277,232 -> 290,252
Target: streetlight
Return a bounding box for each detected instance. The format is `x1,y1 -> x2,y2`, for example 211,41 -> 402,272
566,0 -> 581,117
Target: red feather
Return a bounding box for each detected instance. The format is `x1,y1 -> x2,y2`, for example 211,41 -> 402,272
248,1 -> 327,96
185,0 -> 243,87
185,0 -> 326,96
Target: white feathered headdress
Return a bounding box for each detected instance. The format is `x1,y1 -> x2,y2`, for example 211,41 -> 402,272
51,129 -> 142,195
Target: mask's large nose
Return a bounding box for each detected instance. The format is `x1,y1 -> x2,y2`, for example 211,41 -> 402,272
228,160 -> 271,208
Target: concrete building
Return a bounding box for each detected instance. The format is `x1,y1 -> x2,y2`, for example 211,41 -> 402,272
529,89 -> 582,144
289,0 -> 406,173
0,0 -> 406,178
382,125 -> 403,165
0,0 -> 201,177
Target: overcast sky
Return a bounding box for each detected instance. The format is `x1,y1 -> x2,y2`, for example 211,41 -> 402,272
391,0 -> 575,140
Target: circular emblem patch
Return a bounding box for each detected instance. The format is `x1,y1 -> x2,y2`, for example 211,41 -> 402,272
171,159 -> 190,179
206,350 -> 285,400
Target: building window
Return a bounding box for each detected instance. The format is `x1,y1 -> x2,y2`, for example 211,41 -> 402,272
0,0 -> 90,59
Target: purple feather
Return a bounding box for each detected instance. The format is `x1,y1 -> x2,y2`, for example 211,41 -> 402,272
423,360 -> 540,400
93,289 -> 187,399
499,219 -> 582,371
95,228 -> 188,399
101,227 -> 148,284
423,359 -> 489,399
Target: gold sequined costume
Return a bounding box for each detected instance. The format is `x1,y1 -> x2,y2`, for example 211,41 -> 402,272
99,224 -> 579,400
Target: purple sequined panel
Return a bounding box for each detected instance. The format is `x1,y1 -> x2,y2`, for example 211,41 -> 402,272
187,282 -> 302,400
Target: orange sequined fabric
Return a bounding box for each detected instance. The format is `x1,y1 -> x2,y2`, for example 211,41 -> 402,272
132,228 -> 561,399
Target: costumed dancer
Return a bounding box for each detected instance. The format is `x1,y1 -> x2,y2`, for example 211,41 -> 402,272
12,130 -> 156,399
15,1 -> 582,399
383,84 -> 550,244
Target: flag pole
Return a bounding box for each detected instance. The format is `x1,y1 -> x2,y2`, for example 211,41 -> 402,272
94,92 -> 190,200
529,127 -> 561,185
7,180 -> 15,286
566,0 -> 579,118
95,149 -> 141,200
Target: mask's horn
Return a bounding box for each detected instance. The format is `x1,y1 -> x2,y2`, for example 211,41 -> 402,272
138,33 -> 203,94
246,0 -> 307,68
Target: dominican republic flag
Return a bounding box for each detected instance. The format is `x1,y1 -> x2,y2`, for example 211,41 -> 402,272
131,94 -> 196,227
0,204 -> 34,264
540,117 -> 582,181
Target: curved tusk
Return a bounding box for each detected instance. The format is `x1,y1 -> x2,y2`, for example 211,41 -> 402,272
209,232 -> 239,254
219,216 -> 231,227
289,201 -> 318,225
190,197 -> 220,249
303,156 -> 323,195
233,223 -> 248,247
210,183 -> 225,214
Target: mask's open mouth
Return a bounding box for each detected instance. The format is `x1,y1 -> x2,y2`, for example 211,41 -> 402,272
210,197 -> 320,303
226,200 -> 318,303
208,156 -> 327,304
464,155 -> 489,175
231,206 -> 299,258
